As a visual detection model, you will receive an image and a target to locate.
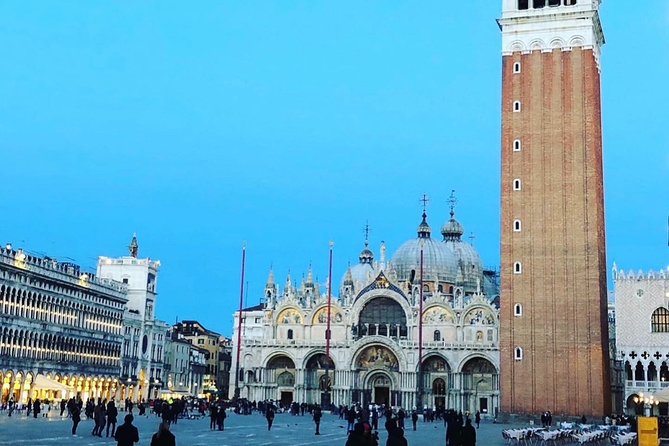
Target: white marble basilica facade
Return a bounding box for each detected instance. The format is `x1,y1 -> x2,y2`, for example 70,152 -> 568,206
231,203 -> 501,415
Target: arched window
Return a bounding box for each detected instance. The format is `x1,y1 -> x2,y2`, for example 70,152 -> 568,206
513,220 -> 522,232
514,262 -> 522,274
652,308 -> 669,332
514,304 -> 523,317
514,347 -> 523,361
513,62 -> 521,74
513,179 -> 522,191
513,139 -> 521,152
287,329 -> 294,340
434,330 -> 441,342
513,101 -> 521,112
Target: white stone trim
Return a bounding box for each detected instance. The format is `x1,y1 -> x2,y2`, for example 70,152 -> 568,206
498,2 -> 604,70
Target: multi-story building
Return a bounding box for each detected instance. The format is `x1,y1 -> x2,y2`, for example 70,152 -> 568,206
498,0 -> 611,417
231,207 -> 501,413
614,265 -> 669,415
173,321 -> 221,395
0,245 -> 126,404
218,336 -> 233,401
97,235 -> 169,402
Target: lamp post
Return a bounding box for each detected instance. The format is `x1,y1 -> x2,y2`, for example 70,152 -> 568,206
634,392 -> 659,416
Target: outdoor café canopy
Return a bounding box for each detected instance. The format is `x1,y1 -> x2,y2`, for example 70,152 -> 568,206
32,375 -> 73,393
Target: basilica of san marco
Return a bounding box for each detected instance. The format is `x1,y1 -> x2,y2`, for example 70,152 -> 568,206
230,203 -> 500,417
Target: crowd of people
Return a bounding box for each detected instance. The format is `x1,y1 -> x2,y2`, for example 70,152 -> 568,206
1,395 -> 489,445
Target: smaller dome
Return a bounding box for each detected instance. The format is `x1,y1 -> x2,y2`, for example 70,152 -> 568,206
441,218 -> 464,241
359,246 -> 374,264
417,212 -> 431,238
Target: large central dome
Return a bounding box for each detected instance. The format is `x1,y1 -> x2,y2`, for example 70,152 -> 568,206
391,212 -> 459,284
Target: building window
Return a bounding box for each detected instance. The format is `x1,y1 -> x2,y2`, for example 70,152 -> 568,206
651,308 -> 669,333
518,0 -> 529,9
564,0 -> 576,5
533,0 -> 546,8
548,0 -> 560,5
513,62 -> 521,74
515,347 -> 523,360
287,329 -> 294,340
434,330 -> 441,342
514,304 -> 523,317
197,339 -> 204,345
122,278 -> 129,284
514,262 -> 522,274
513,101 -> 521,112
513,220 -> 522,232
513,179 -> 522,191
513,139 -> 521,152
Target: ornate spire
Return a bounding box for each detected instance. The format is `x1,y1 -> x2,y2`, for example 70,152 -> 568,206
129,233 -> 139,258
266,268 -> 275,286
343,265 -> 354,285
305,265 -> 314,285
442,190 -> 464,242
417,194 -> 431,239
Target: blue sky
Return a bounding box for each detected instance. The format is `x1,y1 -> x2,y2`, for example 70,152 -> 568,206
1,1 -> 667,336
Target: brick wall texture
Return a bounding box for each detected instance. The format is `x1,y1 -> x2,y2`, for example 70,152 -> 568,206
499,48 -> 612,417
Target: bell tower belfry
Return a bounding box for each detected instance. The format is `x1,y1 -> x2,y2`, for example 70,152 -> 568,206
498,0 -> 611,416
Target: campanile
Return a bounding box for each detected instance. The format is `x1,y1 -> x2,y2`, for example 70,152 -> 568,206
498,0 -> 611,416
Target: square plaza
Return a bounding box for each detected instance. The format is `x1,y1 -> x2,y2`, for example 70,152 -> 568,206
0,409 -> 514,446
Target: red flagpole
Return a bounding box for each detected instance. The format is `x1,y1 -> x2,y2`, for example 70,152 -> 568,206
418,242 -> 424,408
324,241 -> 334,407
234,242 -> 246,400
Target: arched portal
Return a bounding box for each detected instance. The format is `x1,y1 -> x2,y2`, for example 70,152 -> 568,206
304,353 -> 335,405
422,355 -> 451,410
267,354 -> 296,408
461,356 -> 498,415
366,372 -> 392,406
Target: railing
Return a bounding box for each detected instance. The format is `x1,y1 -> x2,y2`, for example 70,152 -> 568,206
241,338 -> 497,350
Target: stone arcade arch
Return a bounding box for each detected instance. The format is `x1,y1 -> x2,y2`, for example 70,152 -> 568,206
265,354 -> 296,408
460,356 -> 498,416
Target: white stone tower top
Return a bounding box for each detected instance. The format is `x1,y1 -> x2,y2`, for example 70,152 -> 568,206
498,0 -> 604,61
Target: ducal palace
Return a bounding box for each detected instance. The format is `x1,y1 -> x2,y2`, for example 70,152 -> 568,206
230,201 -> 501,416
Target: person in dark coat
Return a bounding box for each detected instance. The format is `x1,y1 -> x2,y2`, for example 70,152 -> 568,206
474,411 -> 481,429
266,407 -> 275,431
216,406 -> 226,431
386,426 -> 408,446
71,404 -> 81,436
150,422 -> 176,446
411,410 -> 418,431
106,401 -> 118,437
313,405 -> 322,435
461,418 -> 476,446
209,404 -> 218,430
33,399 -> 41,418
60,399 -> 67,416
114,414 -> 139,446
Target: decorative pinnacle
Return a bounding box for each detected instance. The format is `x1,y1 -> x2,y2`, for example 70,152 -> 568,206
420,193 -> 430,213
363,221 -> 371,247
448,190 -> 457,219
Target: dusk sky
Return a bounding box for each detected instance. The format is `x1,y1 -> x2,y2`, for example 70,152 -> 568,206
1,1 -> 667,336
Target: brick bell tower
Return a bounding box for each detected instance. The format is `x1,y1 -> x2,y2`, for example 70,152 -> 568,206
498,0 -> 611,417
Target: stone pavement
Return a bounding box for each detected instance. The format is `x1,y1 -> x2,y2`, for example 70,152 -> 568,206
0,408 -> 516,446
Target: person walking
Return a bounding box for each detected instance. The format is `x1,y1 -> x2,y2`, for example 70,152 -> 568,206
71,404 -> 81,436
266,407 -> 275,431
411,410 -> 418,431
7,397 -> 15,417
60,399 -> 67,416
313,405 -> 322,435
474,411 -> 481,429
107,400 -> 118,437
150,422 -> 176,446
114,414 -> 139,446
462,418 -> 476,446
